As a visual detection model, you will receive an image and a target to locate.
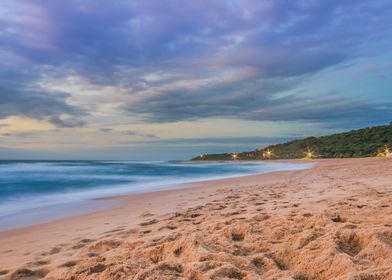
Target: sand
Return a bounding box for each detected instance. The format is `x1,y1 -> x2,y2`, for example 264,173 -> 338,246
1,158 -> 392,280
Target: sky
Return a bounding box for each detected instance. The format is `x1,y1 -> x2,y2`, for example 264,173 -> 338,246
0,0 -> 391,160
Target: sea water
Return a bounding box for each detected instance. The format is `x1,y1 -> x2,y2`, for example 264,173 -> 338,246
0,160 -> 310,230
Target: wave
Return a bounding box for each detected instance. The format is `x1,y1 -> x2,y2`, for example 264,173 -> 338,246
0,161 -> 311,228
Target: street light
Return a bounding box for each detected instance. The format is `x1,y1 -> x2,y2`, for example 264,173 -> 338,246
304,148 -> 314,160
263,149 -> 273,160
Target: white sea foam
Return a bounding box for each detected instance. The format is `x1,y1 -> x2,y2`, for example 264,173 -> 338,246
0,161 -> 311,230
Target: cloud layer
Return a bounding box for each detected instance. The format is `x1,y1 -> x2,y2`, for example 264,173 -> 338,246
1,0 -> 391,130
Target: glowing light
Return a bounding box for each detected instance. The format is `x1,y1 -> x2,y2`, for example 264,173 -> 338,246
232,153 -> 238,160
262,149 -> 273,159
378,146 -> 391,158
304,148 -> 314,160
384,146 -> 391,158
200,154 -> 204,158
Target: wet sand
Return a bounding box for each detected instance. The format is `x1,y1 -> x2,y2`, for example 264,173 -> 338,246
1,158 -> 392,279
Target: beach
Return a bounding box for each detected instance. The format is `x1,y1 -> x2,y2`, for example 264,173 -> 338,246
1,157 -> 392,279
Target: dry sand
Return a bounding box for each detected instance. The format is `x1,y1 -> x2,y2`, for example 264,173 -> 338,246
1,158 -> 392,280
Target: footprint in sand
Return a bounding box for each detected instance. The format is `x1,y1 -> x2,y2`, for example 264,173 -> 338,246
331,214 -> 347,223
72,239 -> 95,249
141,230 -> 152,235
139,211 -> 154,218
103,227 -> 126,234
164,222 -> 177,230
41,246 -> 62,256
58,260 -> 79,268
336,231 -> 364,257
88,263 -> 107,275
1,249 -> 13,254
173,247 -> 183,257
89,240 -> 121,253
231,231 -> 245,241
208,265 -> 244,280
139,219 -> 158,226
378,230 -> 392,247
29,260 -> 50,267
9,268 -> 48,280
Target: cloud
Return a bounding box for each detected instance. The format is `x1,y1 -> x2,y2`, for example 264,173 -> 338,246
1,130 -> 59,138
0,0 -> 391,129
0,57 -> 86,127
0,84 -> 86,127
2,132 -> 39,138
123,130 -> 159,139
100,128 -> 159,138
121,76 -> 392,127
120,136 -> 299,146
48,116 -> 86,128
100,128 -> 113,133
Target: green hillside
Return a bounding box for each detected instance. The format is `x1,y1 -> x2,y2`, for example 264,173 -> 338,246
192,124 -> 392,160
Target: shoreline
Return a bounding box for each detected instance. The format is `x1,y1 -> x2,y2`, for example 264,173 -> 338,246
0,160 -> 310,232
1,157 -> 392,279
0,164 -> 307,234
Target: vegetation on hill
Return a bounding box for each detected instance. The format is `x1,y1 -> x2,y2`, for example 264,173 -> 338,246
192,124 -> 392,160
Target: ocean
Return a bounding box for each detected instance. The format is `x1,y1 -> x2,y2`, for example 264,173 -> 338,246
0,160 -> 310,230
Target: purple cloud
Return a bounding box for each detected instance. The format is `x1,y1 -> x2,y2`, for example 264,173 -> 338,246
0,0 -> 391,127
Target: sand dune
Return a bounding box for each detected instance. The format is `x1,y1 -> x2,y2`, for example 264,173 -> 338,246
1,158 -> 392,279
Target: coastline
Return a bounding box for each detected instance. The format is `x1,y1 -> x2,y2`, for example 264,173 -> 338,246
0,160 -> 309,231
1,158 -> 392,279
0,161 -> 307,234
